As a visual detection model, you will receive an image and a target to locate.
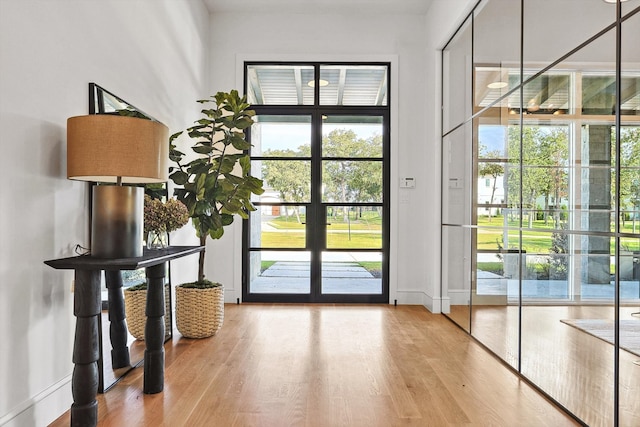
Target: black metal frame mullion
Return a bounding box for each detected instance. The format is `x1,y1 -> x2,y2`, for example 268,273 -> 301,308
243,62 -> 390,304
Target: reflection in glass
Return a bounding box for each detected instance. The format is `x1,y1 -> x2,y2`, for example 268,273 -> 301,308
321,251 -> 382,294
248,251 -> 310,294
319,65 -> 388,106
442,122 -> 473,225
508,73 -> 571,115
523,0 -> 616,73
322,161 -> 382,203
322,115 -> 383,157
473,0 -> 521,97
620,127 -> 640,235
442,14 -> 472,134
620,11 -> 640,426
442,225 -> 472,332
473,228 -> 520,368
249,206 -> 307,249
443,1 -> 640,425
246,64 -> 314,105
325,206 -> 382,249
251,115 -> 311,156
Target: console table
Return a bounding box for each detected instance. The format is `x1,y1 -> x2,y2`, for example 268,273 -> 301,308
45,246 -> 204,427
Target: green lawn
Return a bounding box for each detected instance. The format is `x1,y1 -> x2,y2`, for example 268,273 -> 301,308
477,215 -> 639,253
259,230 -> 381,249
262,213 -> 382,249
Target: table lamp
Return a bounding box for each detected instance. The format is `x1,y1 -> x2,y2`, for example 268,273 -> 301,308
67,114 -> 169,258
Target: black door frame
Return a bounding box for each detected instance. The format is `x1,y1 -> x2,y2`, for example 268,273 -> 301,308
242,61 -> 390,303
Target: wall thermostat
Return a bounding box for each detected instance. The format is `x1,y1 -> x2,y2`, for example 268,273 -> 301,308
400,177 -> 415,188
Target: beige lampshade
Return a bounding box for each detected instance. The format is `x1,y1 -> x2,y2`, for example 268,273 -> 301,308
67,115 -> 169,183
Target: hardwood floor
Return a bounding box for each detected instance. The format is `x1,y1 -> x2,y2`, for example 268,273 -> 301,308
50,304 -> 578,427
449,304 -> 640,427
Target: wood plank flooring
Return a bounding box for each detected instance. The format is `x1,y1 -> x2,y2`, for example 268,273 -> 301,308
449,304 -> 640,427
50,304 -> 578,426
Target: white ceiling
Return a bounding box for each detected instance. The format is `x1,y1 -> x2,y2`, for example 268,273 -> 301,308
203,0 -> 434,14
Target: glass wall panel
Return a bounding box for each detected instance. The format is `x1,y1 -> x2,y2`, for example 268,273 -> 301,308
522,236 -> 615,427
246,64 -> 314,105
620,8 -> 640,427
442,225 -> 472,332
319,65 -> 388,106
442,15 -> 472,134
325,206 -> 382,249
249,206 -> 307,249
523,0 -> 617,72
248,251 -> 310,294
619,126 -> 640,237
473,0 -> 521,101
321,251 -> 382,294
442,122 -> 473,225
443,3 -> 639,425
622,0 -> 640,17
473,227 -> 520,368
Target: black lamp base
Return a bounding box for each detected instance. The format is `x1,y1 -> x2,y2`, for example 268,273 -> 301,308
91,186 -> 143,258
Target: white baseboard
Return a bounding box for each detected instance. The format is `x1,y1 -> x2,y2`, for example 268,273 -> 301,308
394,290 -> 444,314
0,376 -> 71,427
447,289 -> 470,306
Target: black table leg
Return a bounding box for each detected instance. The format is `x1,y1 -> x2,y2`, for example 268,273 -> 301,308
143,262 -> 166,394
104,271 -> 130,369
70,270 -> 101,427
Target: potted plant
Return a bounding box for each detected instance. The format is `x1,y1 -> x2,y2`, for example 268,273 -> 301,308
169,90 -> 264,338
143,194 -> 190,249
125,195 -> 189,340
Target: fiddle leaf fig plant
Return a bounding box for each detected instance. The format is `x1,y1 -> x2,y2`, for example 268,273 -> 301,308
169,90 -> 264,283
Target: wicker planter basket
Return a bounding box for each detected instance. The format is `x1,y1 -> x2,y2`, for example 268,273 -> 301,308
124,288 -> 146,340
176,285 -> 224,339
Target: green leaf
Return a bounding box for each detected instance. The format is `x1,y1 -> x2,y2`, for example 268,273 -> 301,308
193,145 -> 214,155
169,170 -> 189,185
221,214 -> 234,226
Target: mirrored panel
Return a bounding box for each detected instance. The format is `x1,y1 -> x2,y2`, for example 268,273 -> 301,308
522,235 -> 616,427
474,0 -> 521,100
442,15 -> 472,134
442,121 -> 473,225
619,17 -> 640,426
442,225 -> 472,332
619,129 -> 640,235
523,0 -> 617,72
472,227 -> 520,368
321,251 -> 382,294
248,250 -> 311,294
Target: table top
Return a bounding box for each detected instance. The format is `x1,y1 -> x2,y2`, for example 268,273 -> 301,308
44,246 -> 204,270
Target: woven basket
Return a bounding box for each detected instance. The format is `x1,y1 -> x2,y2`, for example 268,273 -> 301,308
176,285 -> 224,339
124,288 -> 147,340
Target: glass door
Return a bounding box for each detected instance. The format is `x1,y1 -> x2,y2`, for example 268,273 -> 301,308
242,62 -> 389,303
244,112 -> 388,303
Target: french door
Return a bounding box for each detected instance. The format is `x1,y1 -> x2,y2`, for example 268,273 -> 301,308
242,62 -> 390,303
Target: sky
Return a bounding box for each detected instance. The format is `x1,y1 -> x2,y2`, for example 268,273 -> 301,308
256,122 -> 382,153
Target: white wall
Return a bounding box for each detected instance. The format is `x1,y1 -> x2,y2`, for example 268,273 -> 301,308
206,2 -> 476,310
0,1 -> 209,425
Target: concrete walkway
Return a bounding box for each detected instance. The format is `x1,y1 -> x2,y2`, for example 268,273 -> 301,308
251,260 -> 382,294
